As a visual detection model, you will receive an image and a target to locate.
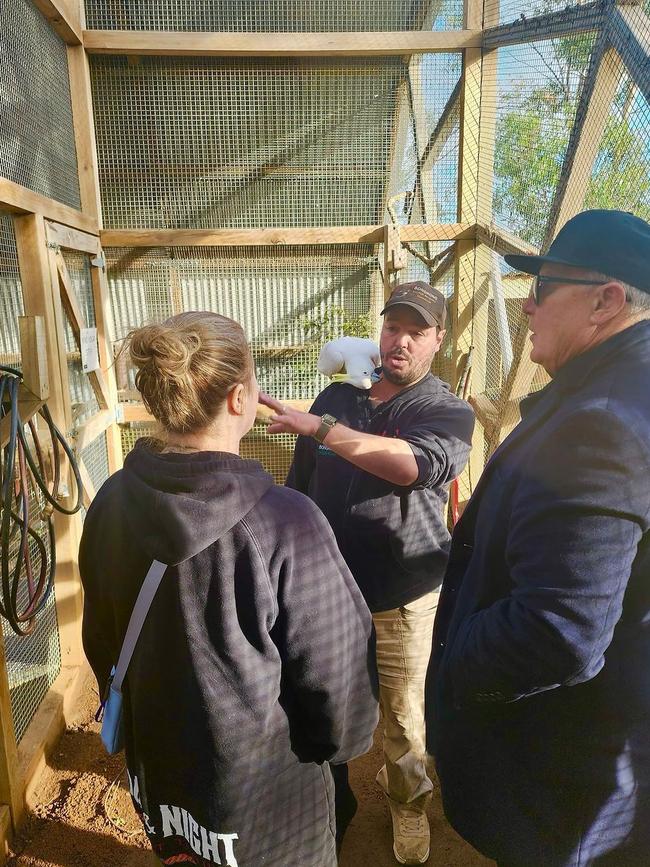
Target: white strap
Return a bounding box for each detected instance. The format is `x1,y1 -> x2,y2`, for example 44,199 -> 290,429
112,560 -> 167,694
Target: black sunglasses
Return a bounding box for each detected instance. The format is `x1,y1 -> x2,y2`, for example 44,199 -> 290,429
531,275 -> 602,305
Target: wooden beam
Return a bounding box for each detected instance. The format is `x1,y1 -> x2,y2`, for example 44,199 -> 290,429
100,223 -> 474,248
90,258 -> 124,472
476,222 -> 538,257
0,627 -> 22,831
545,38 -> 621,244
0,177 -> 98,234
83,29 -> 482,56
608,5 -> 650,105
77,458 -> 96,510
117,400 -> 315,426
55,253 -> 110,411
66,45 -> 103,224
45,220 -> 100,255
18,316 -> 50,401
31,0 -> 82,44
73,408 -> 114,453
483,1 -> 607,48
419,79 -> 462,169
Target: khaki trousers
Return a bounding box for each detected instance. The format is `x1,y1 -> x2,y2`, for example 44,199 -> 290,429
372,589 -> 438,807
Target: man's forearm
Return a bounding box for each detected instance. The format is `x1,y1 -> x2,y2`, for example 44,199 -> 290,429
322,422 -> 419,486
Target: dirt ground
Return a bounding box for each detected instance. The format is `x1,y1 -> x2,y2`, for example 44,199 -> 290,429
7,668 -> 491,867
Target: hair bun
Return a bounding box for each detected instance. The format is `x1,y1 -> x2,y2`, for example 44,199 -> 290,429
130,324 -> 200,381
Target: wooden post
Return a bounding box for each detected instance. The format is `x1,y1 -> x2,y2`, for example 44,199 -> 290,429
0,625 -> 23,831
67,37 -> 123,473
13,215 -> 85,668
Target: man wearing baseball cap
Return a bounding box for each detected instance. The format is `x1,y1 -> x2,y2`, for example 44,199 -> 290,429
261,281 -> 474,863
427,210 -> 650,866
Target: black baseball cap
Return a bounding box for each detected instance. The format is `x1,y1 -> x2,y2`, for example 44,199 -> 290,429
381,281 -> 447,327
505,210 -> 650,293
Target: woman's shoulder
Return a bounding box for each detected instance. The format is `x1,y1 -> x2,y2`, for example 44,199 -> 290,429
248,484 -> 329,536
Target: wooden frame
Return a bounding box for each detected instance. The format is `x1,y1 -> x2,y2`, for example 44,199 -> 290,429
0,177 -> 97,235
100,224 -> 475,248
31,0 -> 82,44
83,29 -> 482,56
607,5 -> 650,104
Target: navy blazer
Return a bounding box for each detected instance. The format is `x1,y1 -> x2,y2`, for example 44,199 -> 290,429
426,320 -> 650,867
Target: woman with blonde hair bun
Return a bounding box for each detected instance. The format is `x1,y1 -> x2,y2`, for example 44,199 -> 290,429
79,311 -> 378,867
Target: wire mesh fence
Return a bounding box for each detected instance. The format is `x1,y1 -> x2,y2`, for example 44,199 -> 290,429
84,0 -> 464,31
0,214 -> 24,370
0,0 -> 80,209
61,252 -> 100,432
489,32 -> 598,247
90,54 -> 463,230
105,244 -> 381,401
0,212 -> 61,744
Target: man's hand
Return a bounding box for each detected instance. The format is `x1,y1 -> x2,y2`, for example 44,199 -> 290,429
258,392 -> 321,437
259,392 -> 420,486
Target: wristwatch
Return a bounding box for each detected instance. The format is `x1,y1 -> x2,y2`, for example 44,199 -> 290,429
313,413 -> 338,444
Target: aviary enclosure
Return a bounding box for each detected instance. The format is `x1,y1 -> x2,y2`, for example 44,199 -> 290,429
0,0 -> 648,859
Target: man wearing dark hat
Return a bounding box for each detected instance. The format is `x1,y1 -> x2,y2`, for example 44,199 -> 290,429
426,209 -> 650,866
261,281 -> 474,863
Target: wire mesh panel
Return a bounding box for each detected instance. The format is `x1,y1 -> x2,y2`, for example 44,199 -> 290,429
0,0 -> 80,209
91,54 -> 462,229
80,432 -> 111,494
0,214 -> 24,370
0,214 -> 61,744
484,0 -> 601,28
61,252 -> 100,432
105,244 -> 380,400
490,33 -> 598,247
84,0 -> 463,31
584,56 -> 650,220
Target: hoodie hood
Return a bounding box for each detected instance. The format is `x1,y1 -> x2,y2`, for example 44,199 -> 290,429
121,439 -> 274,565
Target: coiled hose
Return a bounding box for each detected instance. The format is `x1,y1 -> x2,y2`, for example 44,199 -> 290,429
0,366 -> 82,636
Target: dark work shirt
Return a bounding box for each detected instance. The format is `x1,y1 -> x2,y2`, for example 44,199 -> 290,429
287,374 -> 475,612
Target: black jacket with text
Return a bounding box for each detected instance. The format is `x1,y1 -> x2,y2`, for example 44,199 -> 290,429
80,441 -> 378,867
287,375 -> 475,612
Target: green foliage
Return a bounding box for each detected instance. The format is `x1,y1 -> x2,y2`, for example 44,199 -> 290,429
495,34 -> 650,245
302,306 -> 374,342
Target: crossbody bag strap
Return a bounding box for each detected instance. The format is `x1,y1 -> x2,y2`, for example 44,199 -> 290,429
112,559 -> 167,694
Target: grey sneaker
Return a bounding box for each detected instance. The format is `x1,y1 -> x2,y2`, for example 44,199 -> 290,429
387,798 -> 430,864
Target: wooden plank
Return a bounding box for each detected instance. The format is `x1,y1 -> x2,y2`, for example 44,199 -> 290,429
607,5 -> 650,106
0,177 -> 97,235
77,459 -> 96,510
419,79 -> 461,169
55,253 -> 110,411
89,259 -> 123,472
483,1 -> 606,48
73,408 -> 113,453
83,29 -> 482,56
31,0 -> 82,44
66,45 -> 103,225
545,39 -> 621,243
0,626 -> 22,832
45,221 -> 100,255
0,803 -> 11,861
18,317 -> 49,400
18,664 -> 86,813
100,223 -> 474,248
476,222 -> 538,257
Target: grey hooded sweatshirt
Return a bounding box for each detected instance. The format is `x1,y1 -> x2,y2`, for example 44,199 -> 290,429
80,440 -> 378,867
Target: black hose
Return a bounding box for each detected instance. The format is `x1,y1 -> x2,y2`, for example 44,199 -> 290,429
0,367 -> 81,636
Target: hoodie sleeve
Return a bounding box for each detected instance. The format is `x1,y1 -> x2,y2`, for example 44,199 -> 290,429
269,492 -> 379,764
402,396 -> 475,490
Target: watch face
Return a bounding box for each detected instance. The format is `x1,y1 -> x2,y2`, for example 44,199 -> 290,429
322,414 -> 337,425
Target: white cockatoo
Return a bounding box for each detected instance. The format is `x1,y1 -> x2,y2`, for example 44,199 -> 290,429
317,336 -> 381,390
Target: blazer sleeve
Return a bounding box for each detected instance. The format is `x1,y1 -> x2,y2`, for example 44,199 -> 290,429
270,495 -> 379,764
444,407 -> 650,707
